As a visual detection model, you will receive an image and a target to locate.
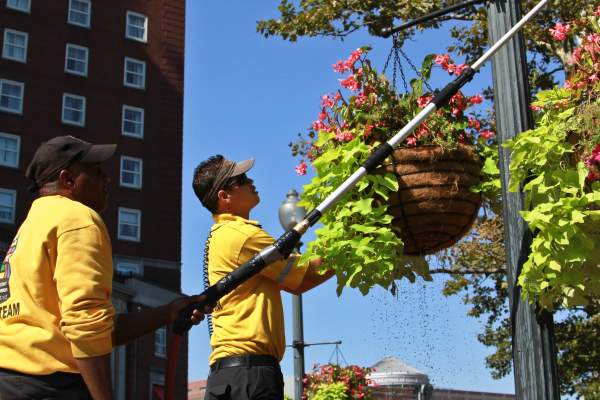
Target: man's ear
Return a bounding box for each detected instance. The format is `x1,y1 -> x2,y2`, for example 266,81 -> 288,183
57,169 -> 75,189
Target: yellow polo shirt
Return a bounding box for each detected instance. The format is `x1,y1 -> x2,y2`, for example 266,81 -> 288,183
207,213 -> 308,364
0,195 -> 115,375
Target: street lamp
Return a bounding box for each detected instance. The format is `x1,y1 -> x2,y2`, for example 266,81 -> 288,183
279,189 -> 306,400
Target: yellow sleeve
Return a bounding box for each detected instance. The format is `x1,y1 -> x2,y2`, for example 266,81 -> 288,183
54,224 -> 115,358
240,228 -> 308,291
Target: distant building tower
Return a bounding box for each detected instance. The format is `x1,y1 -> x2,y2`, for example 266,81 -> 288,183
368,357 -> 433,400
0,1 -> 187,399
368,357 -> 516,400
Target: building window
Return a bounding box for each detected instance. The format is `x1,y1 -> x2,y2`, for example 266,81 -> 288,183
115,259 -> 141,276
123,57 -> 145,90
0,133 -> 19,168
122,105 -> 144,138
68,0 -> 91,28
2,29 -> 28,63
0,79 -> 24,114
118,208 -> 141,242
62,93 -> 86,127
65,43 -> 88,76
0,189 -> 16,224
154,327 -> 166,358
120,156 -> 142,189
6,0 -> 30,13
126,11 -> 148,43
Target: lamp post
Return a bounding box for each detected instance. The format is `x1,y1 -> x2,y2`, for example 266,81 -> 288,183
279,189 -> 306,400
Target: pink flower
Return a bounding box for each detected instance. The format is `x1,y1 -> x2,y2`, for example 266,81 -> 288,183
406,136 -> 417,146
595,5 -> 600,16
318,111 -> 327,121
530,104 -> 543,112
451,107 -> 462,117
344,48 -> 363,69
335,128 -> 353,142
312,120 -> 327,131
334,92 -> 342,102
549,23 -> 570,41
480,130 -> 494,139
364,124 -> 374,137
454,63 -> 468,76
321,94 -> 334,108
589,74 -> 599,83
295,160 -> 307,176
339,75 -> 360,91
354,92 -> 368,106
470,94 -> 483,104
434,54 -> 451,66
333,60 -> 348,73
417,95 -> 432,108
468,117 -> 481,131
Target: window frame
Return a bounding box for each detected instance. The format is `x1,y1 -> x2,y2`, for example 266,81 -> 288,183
0,132 -> 20,168
67,0 -> 91,28
123,57 -> 146,90
2,28 -> 28,63
125,11 -> 148,43
121,105 -> 144,138
0,188 -> 16,224
6,0 -> 31,13
154,327 -> 167,358
119,155 -> 143,189
0,79 -> 24,115
115,259 -> 142,276
118,207 -> 141,242
64,43 -> 89,77
61,93 -> 86,127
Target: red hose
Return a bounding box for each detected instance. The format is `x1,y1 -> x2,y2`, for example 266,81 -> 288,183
165,333 -> 183,400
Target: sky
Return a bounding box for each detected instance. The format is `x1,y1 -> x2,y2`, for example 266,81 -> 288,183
181,1 -> 515,394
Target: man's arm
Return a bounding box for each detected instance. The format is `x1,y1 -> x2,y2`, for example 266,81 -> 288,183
286,257 -> 335,295
75,354 -> 112,400
113,295 -> 210,346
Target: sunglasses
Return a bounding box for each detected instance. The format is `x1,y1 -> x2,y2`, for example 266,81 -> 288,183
224,173 -> 251,189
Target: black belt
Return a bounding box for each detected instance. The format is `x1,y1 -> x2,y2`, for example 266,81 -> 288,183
210,355 -> 279,372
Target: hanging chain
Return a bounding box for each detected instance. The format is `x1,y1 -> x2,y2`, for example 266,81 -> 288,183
382,32 -> 434,93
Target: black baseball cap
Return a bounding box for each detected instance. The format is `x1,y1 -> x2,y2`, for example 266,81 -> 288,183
26,135 -> 116,190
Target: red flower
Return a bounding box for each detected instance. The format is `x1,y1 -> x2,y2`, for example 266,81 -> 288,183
295,160 -> 308,175
339,75 -> 361,91
354,92 -> 368,106
549,23 -> 570,41
417,95 -> 432,108
468,117 -> 481,131
480,130 -> 495,139
313,120 -> 327,131
321,94 -> 335,108
335,129 -> 354,142
454,63 -> 469,76
406,136 -> 417,146
469,94 -> 483,104
595,5 -> 600,16
333,60 -> 349,73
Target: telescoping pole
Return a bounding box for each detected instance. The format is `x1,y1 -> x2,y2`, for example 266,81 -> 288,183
165,0 -> 549,397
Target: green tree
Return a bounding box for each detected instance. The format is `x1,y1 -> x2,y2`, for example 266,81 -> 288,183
258,0 -> 593,90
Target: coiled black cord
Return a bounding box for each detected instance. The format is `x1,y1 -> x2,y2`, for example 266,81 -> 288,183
203,229 -> 214,337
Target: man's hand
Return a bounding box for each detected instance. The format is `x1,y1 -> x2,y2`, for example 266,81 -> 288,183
166,294 -> 214,325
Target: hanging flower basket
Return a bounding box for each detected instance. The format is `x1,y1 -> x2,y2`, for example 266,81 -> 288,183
291,48 -> 495,294
384,144 -> 482,255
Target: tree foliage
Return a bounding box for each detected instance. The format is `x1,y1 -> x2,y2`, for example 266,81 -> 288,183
258,0 -> 594,90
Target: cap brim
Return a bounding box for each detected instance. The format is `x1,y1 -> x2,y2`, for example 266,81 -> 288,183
80,144 -> 117,164
231,158 -> 254,176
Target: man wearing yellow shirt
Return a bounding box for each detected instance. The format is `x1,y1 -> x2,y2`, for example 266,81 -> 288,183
192,155 -> 334,400
0,136 -> 207,400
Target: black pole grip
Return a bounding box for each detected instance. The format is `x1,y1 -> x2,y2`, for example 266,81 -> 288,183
172,250 -> 269,335
431,67 -> 476,107
273,229 -> 301,259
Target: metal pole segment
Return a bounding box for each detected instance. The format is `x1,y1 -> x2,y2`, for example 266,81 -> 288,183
472,0 -> 549,70
388,103 -> 437,147
315,168 -> 367,214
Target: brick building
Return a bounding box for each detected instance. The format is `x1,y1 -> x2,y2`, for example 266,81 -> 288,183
0,1 -> 187,399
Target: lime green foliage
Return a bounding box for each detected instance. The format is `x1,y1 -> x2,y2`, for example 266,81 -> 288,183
505,10 -> 600,308
311,383 -> 349,400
